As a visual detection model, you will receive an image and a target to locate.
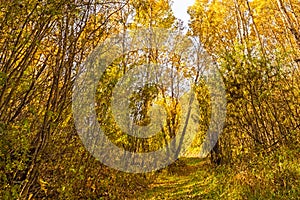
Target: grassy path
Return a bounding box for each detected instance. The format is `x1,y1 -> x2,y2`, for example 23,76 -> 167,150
134,154 -> 300,200
137,158 -> 228,200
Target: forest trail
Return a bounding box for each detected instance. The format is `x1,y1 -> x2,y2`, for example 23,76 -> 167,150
137,158 -> 222,199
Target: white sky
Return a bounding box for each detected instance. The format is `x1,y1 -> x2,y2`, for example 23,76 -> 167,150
171,0 -> 195,27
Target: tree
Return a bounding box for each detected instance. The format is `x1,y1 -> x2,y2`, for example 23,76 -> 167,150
0,0 -> 132,198
188,0 -> 300,164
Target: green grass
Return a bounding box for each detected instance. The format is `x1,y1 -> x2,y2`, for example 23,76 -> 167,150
135,152 -> 300,200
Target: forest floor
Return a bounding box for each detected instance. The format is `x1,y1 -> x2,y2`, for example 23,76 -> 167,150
137,157 -> 229,199
136,155 -> 300,200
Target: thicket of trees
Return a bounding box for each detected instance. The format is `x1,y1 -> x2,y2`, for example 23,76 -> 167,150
188,0 -> 300,164
0,0 -> 299,199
